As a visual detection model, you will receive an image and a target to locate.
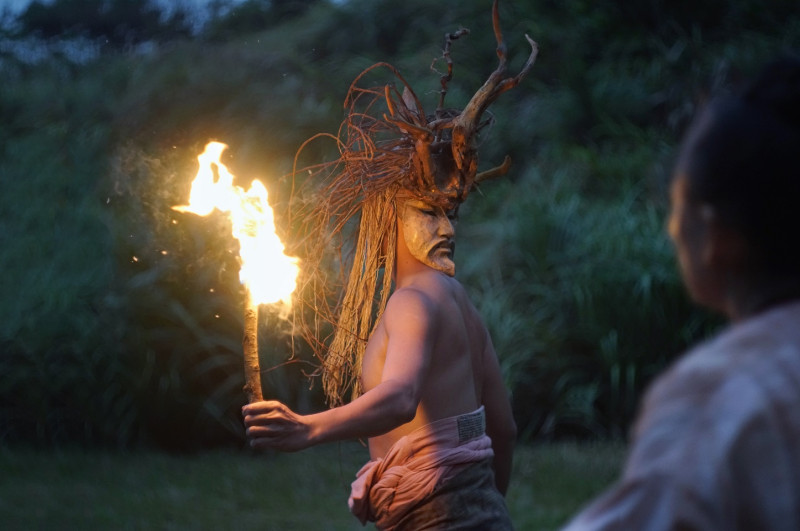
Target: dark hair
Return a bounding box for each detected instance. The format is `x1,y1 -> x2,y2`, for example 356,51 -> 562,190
675,54 -> 800,275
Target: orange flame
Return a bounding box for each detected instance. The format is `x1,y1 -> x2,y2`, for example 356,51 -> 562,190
173,141 -> 299,308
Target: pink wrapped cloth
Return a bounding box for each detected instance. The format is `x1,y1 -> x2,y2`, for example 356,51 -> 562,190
349,406 -> 510,530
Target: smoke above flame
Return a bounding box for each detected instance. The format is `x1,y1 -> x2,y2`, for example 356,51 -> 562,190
173,141 -> 299,308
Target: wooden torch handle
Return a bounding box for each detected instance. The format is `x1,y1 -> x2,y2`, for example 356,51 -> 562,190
242,293 -> 263,403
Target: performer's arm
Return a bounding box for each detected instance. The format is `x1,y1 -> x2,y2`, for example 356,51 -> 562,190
243,288 -> 435,452
480,329 -> 517,495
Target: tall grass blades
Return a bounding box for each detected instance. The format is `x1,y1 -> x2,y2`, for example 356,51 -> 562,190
0,56 -> 130,446
1,0 -> 795,449
459,166 -> 720,440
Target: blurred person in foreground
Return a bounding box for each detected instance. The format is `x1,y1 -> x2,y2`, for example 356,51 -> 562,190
563,54 -> 800,530
242,2 -> 537,528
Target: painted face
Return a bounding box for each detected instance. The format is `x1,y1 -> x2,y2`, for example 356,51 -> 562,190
399,199 -> 457,276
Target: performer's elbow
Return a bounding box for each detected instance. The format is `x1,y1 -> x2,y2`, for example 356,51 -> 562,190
392,392 -> 419,425
381,381 -> 420,426
490,416 -> 518,448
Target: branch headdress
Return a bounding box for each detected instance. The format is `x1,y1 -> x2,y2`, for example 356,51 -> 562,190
291,0 -> 538,405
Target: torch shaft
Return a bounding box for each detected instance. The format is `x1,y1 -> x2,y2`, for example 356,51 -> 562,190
242,292 -> 263,403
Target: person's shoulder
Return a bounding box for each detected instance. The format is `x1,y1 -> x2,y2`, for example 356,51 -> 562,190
398,270 -> 460,298
386,272 -> 459,317
634,304 -> 800,456
656,300 -> 800,397
385,282 -> 437,317
642,326 -> 757,418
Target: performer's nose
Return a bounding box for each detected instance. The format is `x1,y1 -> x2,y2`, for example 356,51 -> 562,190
439,214 -> 455,237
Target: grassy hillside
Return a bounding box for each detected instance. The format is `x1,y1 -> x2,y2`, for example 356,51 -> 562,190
1,0 -> 798,448
0,441 -> 625,529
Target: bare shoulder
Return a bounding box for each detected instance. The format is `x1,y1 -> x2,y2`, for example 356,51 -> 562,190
384,273 -> 462,329
390,270 -> 462,308
383,281 -> 438,321
388,273 -> 486,347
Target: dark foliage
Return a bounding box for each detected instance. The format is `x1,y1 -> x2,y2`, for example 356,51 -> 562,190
16,0 -> 193,46
1,0 -> 798,449
204,0 -> 320,41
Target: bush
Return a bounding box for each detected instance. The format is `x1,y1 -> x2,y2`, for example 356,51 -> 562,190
0,0 -> 796,448
458,167 -> 721,439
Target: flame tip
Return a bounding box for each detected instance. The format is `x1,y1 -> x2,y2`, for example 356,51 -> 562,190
174,141 -> 299,308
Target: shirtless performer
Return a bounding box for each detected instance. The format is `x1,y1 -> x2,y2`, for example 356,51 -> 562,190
243,2 -> 536,528
244,189 -> 516,528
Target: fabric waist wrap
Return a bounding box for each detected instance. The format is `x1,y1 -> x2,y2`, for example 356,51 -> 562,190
348,406 -> 494,529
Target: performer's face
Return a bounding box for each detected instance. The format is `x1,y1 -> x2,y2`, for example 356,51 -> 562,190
668,174 -> 727,314
399,198 -> 457,276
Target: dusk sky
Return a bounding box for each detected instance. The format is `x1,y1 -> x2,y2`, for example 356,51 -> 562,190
1,0 -> 248,16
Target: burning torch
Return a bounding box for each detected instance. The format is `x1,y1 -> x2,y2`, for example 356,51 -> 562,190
173,141 -> 299,403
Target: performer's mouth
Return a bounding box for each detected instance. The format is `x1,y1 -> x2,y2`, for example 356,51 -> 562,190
434,241 -> 455,256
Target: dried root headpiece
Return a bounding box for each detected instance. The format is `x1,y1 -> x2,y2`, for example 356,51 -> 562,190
291,0 -> 538,405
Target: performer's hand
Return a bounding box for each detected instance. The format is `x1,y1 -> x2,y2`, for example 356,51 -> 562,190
242,400 -> 313,452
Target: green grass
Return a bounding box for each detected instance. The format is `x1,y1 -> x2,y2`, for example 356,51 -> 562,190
509,442 -> 626,530
0,441 -> 624,530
